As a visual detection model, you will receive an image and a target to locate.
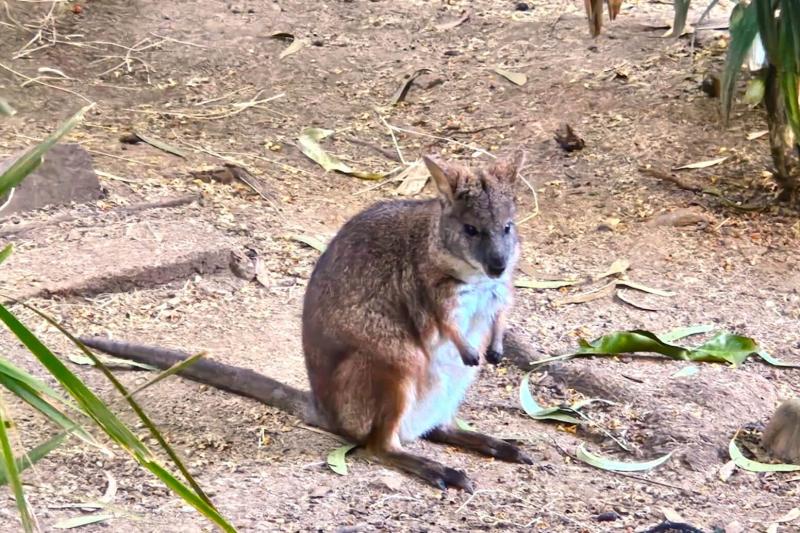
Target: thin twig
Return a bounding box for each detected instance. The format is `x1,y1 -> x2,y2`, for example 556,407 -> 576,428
0,61 -> 93,103
377,114 -> 407,164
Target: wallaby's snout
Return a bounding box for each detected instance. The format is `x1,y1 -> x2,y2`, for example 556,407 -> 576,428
486,249 -> 508,278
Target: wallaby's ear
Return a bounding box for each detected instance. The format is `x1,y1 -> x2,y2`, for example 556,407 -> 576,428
488,149 -> 526,184
423,155 -> 456,204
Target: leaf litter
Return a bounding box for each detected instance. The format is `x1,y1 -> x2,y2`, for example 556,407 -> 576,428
297,128 -> 383,180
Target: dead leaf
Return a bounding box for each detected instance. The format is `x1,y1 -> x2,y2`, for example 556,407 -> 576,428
724,520 -> 744,533
647,208 -> 711,227
719,459 -> 736,482
554,123 -> 585,152
553,281 -> 616,306
290,234 -> 327,252
53,513 -> 114,529
132,131 -> 187,158
673,156 -> 728,170
297,127 -> 383,180
616,279 -> 675,297
747,130 -> 769,141
390,68 -> 432,105
435,10 -> 471,31
775,508 -> 800,524
615,288 -> 662,311
280,38 -> 308,59
662,508 -> 685,523
395,159 -> 430,195
514,278 -> 580,289
493,67 -> 527,86
254,257 -> 270,287
593,258 -> 629,281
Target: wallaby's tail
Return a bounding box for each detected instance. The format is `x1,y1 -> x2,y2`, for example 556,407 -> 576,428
78,336 -> 319,426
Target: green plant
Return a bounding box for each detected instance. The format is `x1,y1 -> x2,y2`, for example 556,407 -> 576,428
722,0 -> 800,204
0,103 -> 237,532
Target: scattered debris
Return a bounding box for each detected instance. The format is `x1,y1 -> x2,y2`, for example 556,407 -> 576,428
279,38 -> 308,59
297,128 -> 383,180
434,10 -> 471,31
119,131 -> 187,159
395,159 -> 430,196
647,207 -> 712,228
747,130 -> 769,140
554,123 -> 585,152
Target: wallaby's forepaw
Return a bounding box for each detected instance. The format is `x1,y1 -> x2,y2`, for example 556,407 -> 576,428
460,348 -> 481,367
485,348 -> 503,365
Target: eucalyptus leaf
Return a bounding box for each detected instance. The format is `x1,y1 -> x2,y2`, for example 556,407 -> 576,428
729,436 -> 800,472
297,128 -> 383,180
659,324 -> 714,343
0,244 -> 11,266
290,234 -> 327,253
327,443 -> 357,475
514,278 -> 579,289
53,513 -> 114,529
576,444 -> 673,472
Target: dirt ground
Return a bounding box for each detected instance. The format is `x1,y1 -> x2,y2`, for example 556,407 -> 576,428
1,0 -> 800,531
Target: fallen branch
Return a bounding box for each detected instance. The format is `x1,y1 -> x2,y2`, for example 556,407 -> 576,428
0,193 -> 199,239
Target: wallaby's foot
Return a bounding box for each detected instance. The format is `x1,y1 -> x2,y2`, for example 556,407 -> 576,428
485,347 -> 503,365
425,426 -> 534,464
460,347 -> 481,367
381,450 -> 474,493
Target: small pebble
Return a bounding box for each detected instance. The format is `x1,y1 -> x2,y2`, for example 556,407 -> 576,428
515,2 -> 531,11
595,511 -> 621,522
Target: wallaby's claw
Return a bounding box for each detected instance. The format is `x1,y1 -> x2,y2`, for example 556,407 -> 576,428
490,440 -> 534,465
485,348 -> 503,365
420,463 -> 474,493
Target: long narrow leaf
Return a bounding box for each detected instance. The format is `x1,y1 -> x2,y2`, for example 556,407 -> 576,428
0,103 -> 94,198
729,434 -> 800,472
0,244 -> 11,266
755,0 -> 779,61
0,372 -> 97,448
0,394 -> 34,532
0,304 -> 236,532
721,1 -> 760,124
125,352 -> 205,398
0,432 -> 67,486
659,324 -> 715,343
577,443 -> 673,472
668,0 -> 691,38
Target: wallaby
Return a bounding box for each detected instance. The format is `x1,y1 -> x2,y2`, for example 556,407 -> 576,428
81,150 -> 532,493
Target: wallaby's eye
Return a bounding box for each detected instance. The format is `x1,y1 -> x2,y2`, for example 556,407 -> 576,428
463,224 -> 479,237
504,222 -> 513,234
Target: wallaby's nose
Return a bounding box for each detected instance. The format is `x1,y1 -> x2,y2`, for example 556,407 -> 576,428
487,256 -> 507,278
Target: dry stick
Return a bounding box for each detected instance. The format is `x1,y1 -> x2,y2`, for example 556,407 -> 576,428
0,193 -> 199,238
0,61 -> 93,103
638,166 -> 702,192
386,122 -> 540,221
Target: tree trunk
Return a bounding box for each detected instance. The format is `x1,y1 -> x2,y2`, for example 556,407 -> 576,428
764,65 -> 800,205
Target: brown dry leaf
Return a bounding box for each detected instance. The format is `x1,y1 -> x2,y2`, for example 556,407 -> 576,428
673,156 -> 728,170
390,68 -> 432,105
493,68 -> 527,86
593,258 -> 629,281
616,288 -> 662,311
254,257 -> 270,287
395,159 -> 430,196
747,130 -> 769,140
435,10 -> 471,31
553,281 -> 616,306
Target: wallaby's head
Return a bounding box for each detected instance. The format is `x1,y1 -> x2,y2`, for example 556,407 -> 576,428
423,151 -> 525,280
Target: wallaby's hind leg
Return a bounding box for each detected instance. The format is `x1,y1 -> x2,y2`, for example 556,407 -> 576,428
360,362 -> 474,492
424,425 -> 534,464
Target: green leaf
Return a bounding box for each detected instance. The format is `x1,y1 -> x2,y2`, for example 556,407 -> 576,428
755,350 -> 800,368
721,1 -> 759,124
0,244 -> 12,266
0,97 -> 16,117
671,366 -> 699,378
659,324 -> 715,343
0,395 -> 34,532
0,103 -> 94,198
755,0 -> 779,62
0,432 -> 67,486
576,443 -> 673,472
729,436 -> 800,472
454,417 -> 474,432
0,302 -> 236,532
327,443 -> 357,475
577,330 -> 689,359
744,76 -> 766,105
688,332 -> 758,366
53,512 -> 114,529
125,352 -> 205,398
297,128 -> 383,180
519,373 -> 613,425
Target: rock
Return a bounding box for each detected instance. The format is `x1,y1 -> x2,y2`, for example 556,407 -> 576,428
0,143 -> 102,215
761,398 -> 800,464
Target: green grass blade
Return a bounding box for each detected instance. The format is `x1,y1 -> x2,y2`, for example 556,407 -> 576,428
721,1 -> 760,124
755,0 -> 779,61
0,303 -> 237,532
0,244 -> 12,266
0,103 -> 94,198
0,394 -> 35,532
0,431 -> 67,485
125,352 -> 205,399
0,371 -> 97,448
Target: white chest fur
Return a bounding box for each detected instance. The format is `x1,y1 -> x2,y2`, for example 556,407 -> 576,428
399,275 -> 512,442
